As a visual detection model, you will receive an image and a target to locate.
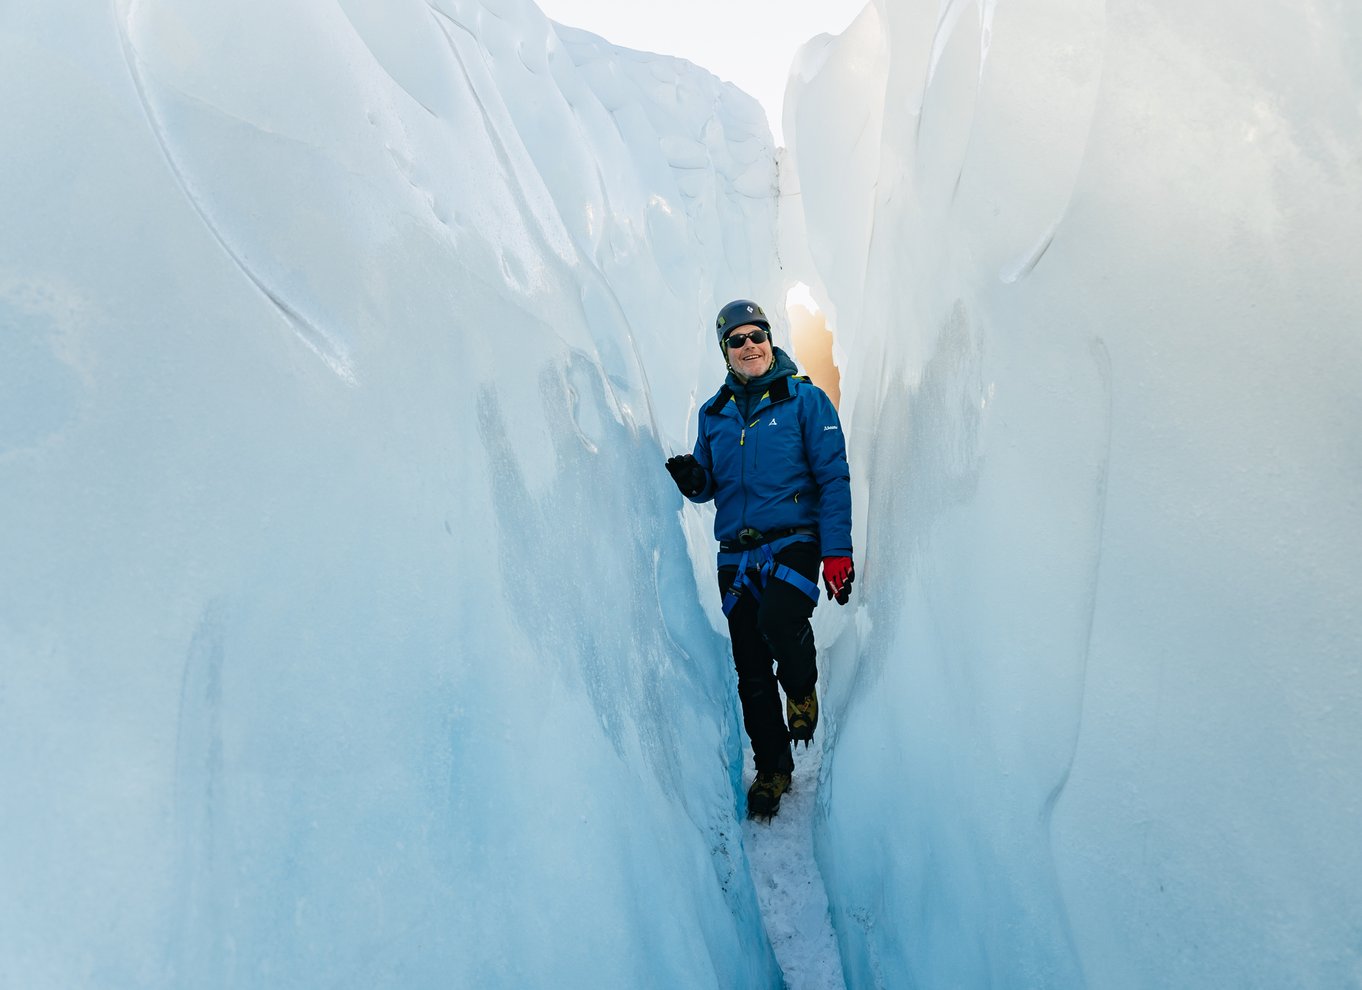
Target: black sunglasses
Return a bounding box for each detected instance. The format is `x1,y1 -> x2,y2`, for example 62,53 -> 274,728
724,328 -> 769,349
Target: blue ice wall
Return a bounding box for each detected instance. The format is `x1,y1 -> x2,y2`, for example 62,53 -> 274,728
784,0 -> 1362,985
0,1 -> 785,985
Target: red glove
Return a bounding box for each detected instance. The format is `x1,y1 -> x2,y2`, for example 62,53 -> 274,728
822,556 -> 854,605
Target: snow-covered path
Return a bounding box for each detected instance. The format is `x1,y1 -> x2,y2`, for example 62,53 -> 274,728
743,741 -> 846,990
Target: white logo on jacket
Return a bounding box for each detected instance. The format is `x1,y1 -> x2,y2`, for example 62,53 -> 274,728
824,425 -> 839,432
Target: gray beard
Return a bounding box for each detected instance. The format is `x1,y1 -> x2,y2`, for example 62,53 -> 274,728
729,356 -> 774,383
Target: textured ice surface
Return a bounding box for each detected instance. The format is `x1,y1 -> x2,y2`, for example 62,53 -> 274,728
784,0 -> 1362,986
0,1 -> 782,986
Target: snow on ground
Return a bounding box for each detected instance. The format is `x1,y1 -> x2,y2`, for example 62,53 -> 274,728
743,728 -> 846,990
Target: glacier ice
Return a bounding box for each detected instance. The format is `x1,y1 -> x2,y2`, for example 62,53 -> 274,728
784,0 -> 1362,986
4,0 -> 1361,986
1,0 -> 784,985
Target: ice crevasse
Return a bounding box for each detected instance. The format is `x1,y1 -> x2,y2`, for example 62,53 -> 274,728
0,0 -> 1359,987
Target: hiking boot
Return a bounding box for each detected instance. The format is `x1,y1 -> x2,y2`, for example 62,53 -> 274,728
746,770 -> 792,821
787,688 -> 819,747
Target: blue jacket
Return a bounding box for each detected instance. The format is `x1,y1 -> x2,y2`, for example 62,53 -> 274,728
687,348 -> 852,558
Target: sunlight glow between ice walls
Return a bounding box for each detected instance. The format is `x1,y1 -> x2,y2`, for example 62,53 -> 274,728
787,282 -> 840,408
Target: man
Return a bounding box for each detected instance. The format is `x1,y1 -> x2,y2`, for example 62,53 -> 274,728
665,299 -> 854,820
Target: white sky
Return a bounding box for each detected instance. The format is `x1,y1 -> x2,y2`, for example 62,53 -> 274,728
532,0 -> 868,145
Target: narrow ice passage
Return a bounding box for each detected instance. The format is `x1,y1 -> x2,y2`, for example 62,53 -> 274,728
743,739 -> 847,990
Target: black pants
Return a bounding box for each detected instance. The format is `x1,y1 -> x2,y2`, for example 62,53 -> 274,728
717,540 -> 820,775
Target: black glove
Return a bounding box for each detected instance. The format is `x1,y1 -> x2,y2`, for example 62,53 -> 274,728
665,454 -> 708,497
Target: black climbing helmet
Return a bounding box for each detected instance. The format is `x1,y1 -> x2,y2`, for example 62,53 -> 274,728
715,299 -> 771,350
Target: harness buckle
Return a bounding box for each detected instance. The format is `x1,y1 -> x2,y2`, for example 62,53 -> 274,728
737,527 -> 764,548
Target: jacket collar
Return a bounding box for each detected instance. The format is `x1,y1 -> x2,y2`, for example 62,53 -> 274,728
706,348 -> 799,416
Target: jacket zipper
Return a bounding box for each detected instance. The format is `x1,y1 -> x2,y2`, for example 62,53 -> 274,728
739,420 -> 746,528
737,390 -> 771,533
740,414 -> 760,530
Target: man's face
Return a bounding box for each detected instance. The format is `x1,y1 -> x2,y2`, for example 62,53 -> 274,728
724,324 -> 774,380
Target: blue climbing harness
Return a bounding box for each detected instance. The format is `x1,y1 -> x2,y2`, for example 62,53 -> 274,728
720,533 -> 822,618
